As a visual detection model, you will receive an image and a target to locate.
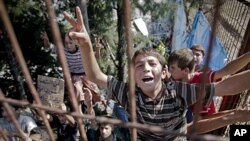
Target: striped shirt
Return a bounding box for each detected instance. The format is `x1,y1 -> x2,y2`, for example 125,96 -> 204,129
107,76 -> 215,141
50,44 -> 85,74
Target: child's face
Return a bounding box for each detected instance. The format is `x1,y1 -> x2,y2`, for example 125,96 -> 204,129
65,35 -> 77,52
57,115 -> 67,124
100,124 -> 113,139
192,50 -> 204,67
134,54 -> 165,94
169,61 -> 187,80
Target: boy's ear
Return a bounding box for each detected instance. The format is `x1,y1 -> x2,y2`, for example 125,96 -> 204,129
184,67 -> 190,74
161,66 -> 169,79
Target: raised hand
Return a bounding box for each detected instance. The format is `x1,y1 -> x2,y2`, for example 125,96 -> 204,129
40,31 -> 51,48
83,88 -> 93,107
63,7 -> 91,47
74,81 -> 85,102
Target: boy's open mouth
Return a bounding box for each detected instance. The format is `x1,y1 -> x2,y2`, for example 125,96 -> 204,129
142,77 -> 154,83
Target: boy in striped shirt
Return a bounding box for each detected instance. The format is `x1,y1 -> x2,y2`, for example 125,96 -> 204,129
63,7 -> 250,141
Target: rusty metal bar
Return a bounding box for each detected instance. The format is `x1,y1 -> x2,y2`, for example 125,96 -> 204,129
0,129 -> 22,140
0,1 -> 55,140
1,0 -> 249,140
123,0 -> 137,141
0,95 -> 229,141
0,129 -> 8,141
191,0 -> 222,134
44,1 -> 87,140
0,89 -> 27,140
203,0 -> 250,136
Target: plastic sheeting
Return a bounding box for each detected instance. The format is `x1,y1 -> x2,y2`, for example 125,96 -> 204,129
171,0 -> 227,70
171,0 -> 188,51
186,10 -> 228,70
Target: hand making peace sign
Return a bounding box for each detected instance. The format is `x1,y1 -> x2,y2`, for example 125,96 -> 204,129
63,6 -> 91,47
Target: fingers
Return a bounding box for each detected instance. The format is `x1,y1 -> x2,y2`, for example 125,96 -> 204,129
40,31 -> 49,41
63,6 -> 85,32
63,11 -> 77,28
74,83 -> 83,90
68,32 -> 86,39
83,88 -> 92,100
40,31 -> 45,39
60,103 -> 67,111
83,88 -> 91,95
75,6 -> 84,31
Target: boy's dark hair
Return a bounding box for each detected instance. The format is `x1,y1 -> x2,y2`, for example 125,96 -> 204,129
168,48 -> 195,71
132,47 -> 167,67
64,28 -> 74,40
190,44 -> 205,57
93,101 -> 112,117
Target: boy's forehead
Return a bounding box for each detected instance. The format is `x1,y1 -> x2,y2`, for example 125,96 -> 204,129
168,60 -> 179,67
192,50 -> 203,55
192,49 -> 204,54
100,123 -> 113,127
134,54 -> 159,63
65,35 -> 72,41
192,49 -> 201,52
169,61 -> 178,66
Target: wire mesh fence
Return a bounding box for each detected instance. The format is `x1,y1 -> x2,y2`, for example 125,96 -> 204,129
0,0 -> 250,141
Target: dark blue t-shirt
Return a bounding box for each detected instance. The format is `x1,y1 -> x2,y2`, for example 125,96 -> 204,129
57,123 -> 78,141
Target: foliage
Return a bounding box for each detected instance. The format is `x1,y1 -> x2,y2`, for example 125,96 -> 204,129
133,0 -> 176,20
88,0 -> 115,35
0,0 -> 77,97
133,34 -> 169,60
0,0 -> 204,98
88,0 -> 118,77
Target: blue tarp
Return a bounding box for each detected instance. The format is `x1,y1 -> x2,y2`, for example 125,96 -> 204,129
171,0 -> 188,50
186,10 -> 228,70
172,2 -> 228,70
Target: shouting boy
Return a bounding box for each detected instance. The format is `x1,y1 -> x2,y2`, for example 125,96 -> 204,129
62,7 -> 250,141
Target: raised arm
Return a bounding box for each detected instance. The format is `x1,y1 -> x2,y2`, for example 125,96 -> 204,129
63,7 -> 108,88
40,31 -> 51,49
215,69 -> 250,96
84,88 -> 98,130
59,103 -> 76,127
214,51 -> 250,80
188,104 -> 250,134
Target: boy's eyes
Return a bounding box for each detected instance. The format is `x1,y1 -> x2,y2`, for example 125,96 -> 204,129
135,64 -> 143,68
169,66 -> 175,70
65,41 -> 74,45
135,62 -> 157,68
194,53 -> 202,57
150,62 -> 157,66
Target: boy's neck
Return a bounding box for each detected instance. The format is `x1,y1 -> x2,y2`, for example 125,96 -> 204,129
68,47 -> 78,53
182,72 -> 195,82
143,82 -> 163,100
104,133 -> 113,141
